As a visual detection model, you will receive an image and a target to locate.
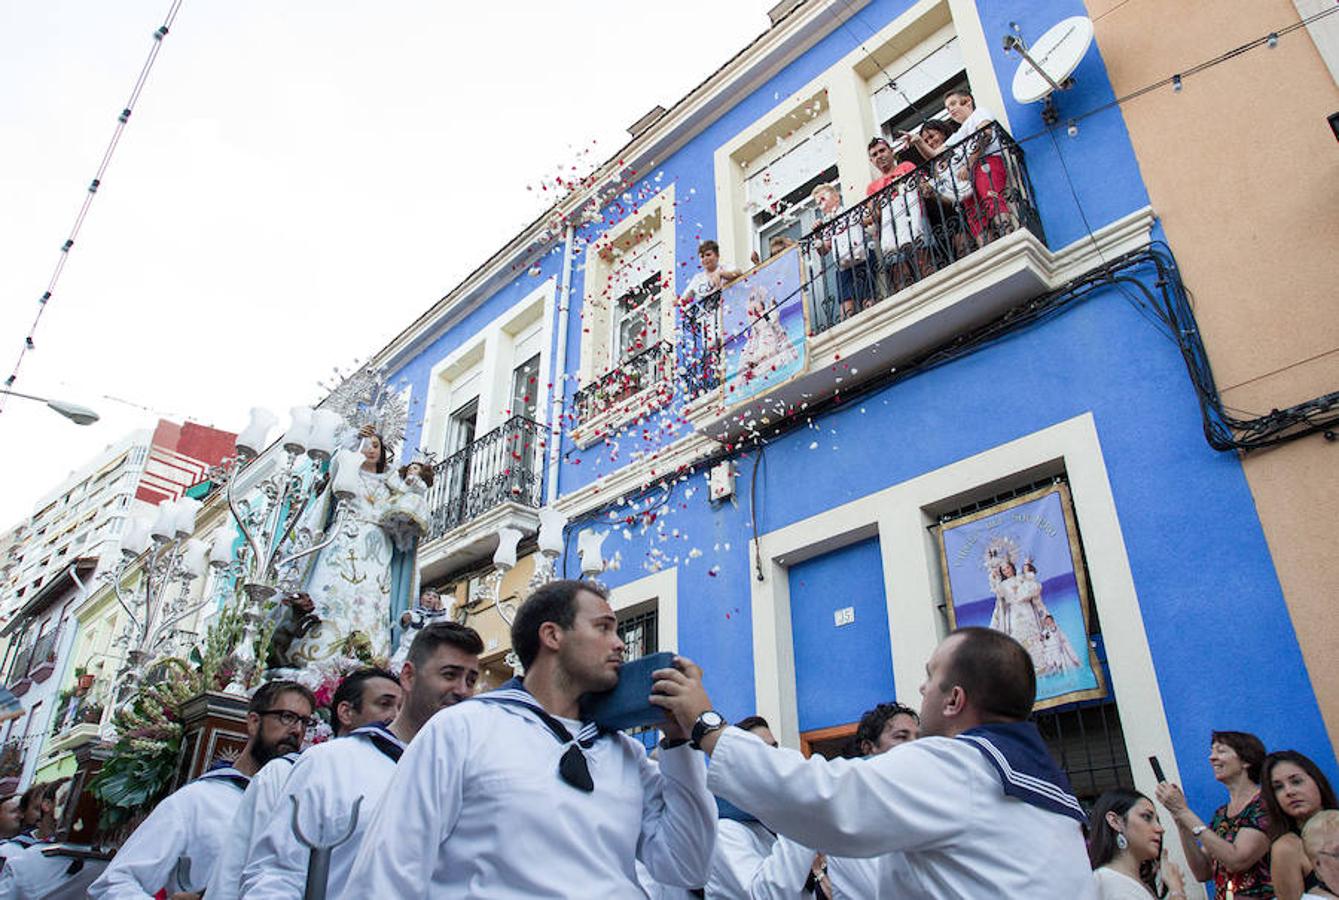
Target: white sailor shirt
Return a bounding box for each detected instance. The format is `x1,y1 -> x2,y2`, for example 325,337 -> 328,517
707,728 -> 1095,899
343,698 -> 717,898
240,724 -> 403,900
88,764 -> 250,898
203,752 -> 300,900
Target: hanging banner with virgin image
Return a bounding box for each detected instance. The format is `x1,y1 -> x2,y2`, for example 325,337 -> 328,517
720,248 -> 807,407
935,483 -> 1107,711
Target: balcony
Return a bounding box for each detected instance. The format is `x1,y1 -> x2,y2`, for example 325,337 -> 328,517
427,416 -> 545,540
679,128 -> 1136,443
0,737 -> 33,795
419,416 -> 546,581
27,628 -> 62,684
570,341 -> 675,448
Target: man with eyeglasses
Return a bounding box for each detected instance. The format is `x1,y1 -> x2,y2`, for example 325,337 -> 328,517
344,579 -> 717,897
203,667 -> 403,900
89,679 -> 316,899
241,622 -> 483,899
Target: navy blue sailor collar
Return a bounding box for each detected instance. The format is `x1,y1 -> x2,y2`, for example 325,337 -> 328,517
348,720 -> 407,763
956,721 -> 1086,824
198,760 -> 251,791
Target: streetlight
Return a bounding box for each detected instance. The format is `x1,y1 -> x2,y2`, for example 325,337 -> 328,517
0,390 -> 99,425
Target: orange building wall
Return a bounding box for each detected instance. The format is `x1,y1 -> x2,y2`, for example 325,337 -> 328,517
1087,0 -> 1339,743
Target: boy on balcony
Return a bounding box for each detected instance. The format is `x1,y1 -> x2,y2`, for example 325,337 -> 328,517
811,182 -> 872,320
682,240 -> 742,303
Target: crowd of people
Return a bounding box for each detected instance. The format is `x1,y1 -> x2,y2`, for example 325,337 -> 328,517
0,578 -> 1331,898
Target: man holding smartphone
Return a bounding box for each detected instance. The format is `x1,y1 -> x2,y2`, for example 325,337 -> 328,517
345,579 -> 717,897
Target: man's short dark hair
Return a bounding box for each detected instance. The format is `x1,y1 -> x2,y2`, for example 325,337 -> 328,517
854,701 -> 919,751
248,679 -> 317,716
943,87 -> 974,106
942,627 -> 1036,721
868,136 -> 891,152
697,240 -> 719,257
1211,730 -> 1267,783
511,579 -> 609,670
407,620 -> 484,668
330,667 -> 400,736
735,715 -> 771,733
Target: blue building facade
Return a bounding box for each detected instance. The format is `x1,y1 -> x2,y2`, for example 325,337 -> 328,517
373,0 -> 1332,852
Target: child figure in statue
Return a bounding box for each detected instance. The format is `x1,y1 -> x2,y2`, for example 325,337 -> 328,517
381,459 -> 433,552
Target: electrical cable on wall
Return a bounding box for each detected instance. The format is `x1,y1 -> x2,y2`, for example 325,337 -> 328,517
0,0 -> 185,413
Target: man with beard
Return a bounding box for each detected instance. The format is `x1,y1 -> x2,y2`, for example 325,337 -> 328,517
203,667 -> 403,900
241,624 -> 481,898
345,580 -> 717,897
88,680 -> 316,899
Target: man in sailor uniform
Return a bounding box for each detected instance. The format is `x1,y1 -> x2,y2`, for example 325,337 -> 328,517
653,626 -> 1096,899
345,579 -> 718,898
205,666 -> 403,900
705,710 -> 912,899
88,679 -> 316,899
241,623 -> 483,899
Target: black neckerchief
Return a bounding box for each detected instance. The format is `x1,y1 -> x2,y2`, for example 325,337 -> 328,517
472,678 -> 607,792
348,721 -> 406,763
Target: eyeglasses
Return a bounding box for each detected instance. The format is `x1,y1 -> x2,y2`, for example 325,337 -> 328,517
257,709 -> 318,730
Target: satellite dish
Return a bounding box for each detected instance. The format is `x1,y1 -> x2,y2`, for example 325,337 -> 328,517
1009,16 -> 1094,104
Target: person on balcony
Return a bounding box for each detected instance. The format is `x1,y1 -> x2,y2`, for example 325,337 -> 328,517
344,580 -> 717,897
811,183 -> 872,320
88,680 -> 316,900
202,667 -> 403,900
650,627 -> 1095,897
241,624 -> 481,900
683,240 -> 743,303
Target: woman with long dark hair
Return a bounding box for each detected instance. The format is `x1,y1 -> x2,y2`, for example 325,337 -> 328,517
1262,751 -> 1339,900
1089,788 -> 1187,898
1156,730 -> 1275,898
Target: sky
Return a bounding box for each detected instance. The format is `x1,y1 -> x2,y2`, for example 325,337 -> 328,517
0,0 -> 772,527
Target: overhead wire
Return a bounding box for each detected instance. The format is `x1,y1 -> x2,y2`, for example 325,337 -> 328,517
1,0 -> 185,413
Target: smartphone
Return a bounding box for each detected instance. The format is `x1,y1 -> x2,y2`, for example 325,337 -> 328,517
1149,755 -> 1167,783
580,651 -> 676,733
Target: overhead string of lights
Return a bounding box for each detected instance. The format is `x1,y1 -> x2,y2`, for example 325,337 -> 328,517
0,0 -> 185,414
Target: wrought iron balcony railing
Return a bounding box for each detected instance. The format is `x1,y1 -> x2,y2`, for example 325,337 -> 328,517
572,341 -> 675,425
7,645 -> 34,686
801,126 -> 1042,335
679,291 -> 723,404
426,415 -> 544,539
0,737 -> 33,780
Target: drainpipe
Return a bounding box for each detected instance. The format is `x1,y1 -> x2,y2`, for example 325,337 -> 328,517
545,223 -> 577,505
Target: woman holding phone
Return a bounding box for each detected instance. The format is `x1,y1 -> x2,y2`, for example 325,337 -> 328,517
1156,730 -> 1275,898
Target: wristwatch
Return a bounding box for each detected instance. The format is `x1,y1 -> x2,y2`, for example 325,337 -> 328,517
690,710 -> 727,749
1191,824 -> 1208,837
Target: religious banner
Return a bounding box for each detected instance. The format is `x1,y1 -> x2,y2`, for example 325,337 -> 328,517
720,247 -> 807,406
935,483 -> 1106,711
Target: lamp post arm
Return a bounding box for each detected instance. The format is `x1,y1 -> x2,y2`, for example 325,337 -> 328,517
226,459 -> 266,584
272,500 -> 346,573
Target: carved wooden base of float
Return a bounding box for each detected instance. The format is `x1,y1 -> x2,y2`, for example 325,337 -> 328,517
175,691 -> 249,787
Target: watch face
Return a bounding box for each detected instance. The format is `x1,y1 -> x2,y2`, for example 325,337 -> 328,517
701,711 -> 725,729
